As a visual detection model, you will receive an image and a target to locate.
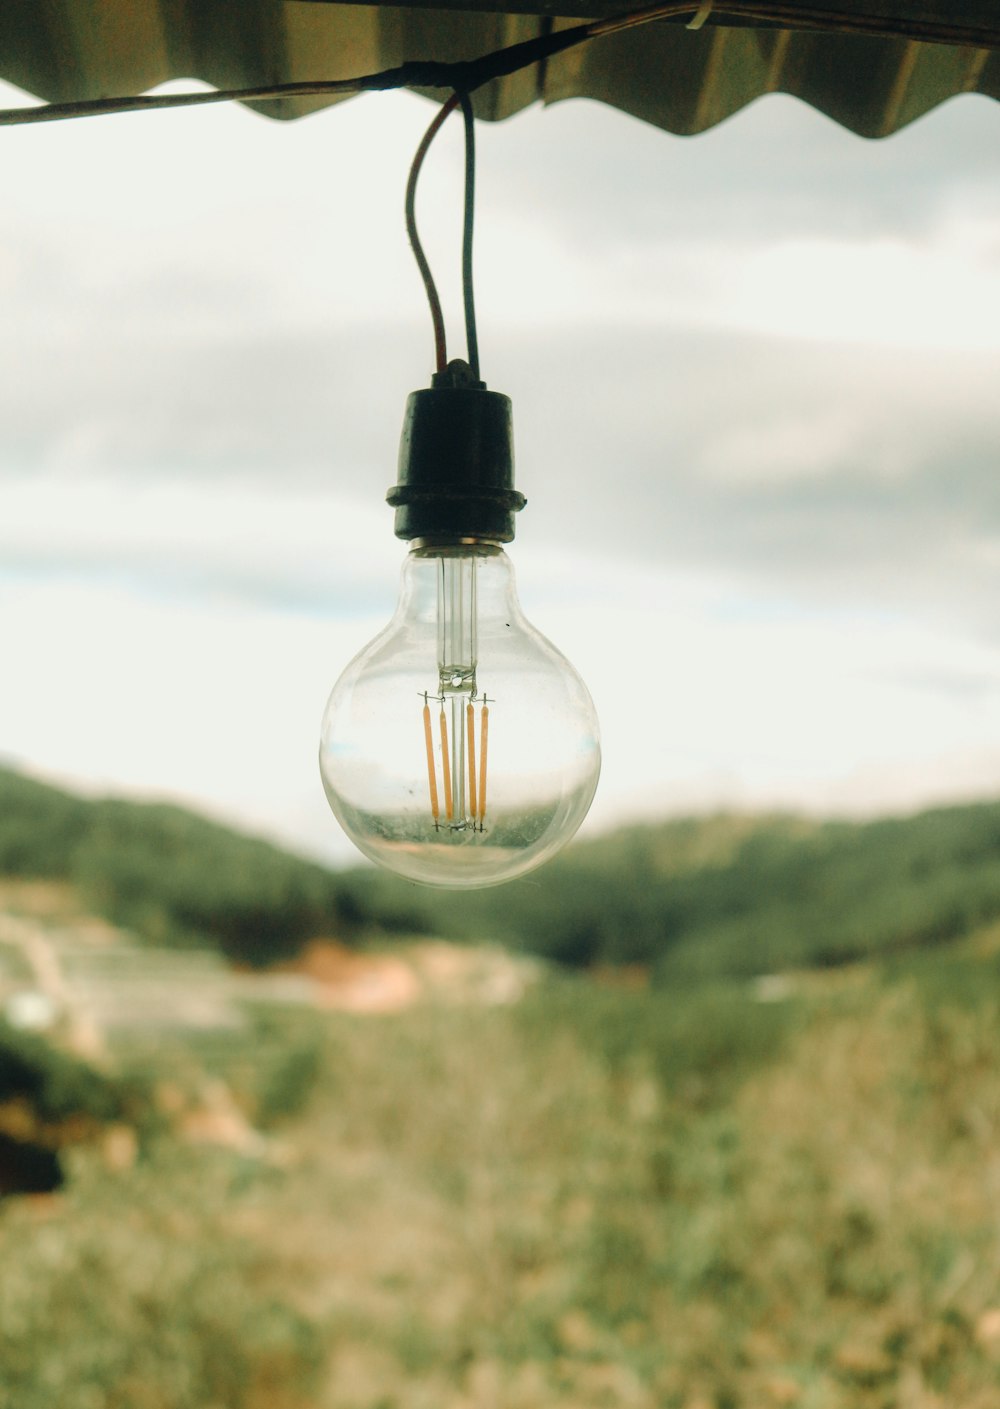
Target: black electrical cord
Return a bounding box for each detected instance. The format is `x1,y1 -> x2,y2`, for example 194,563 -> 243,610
405,93 -> 458,374
458,91 -> 479,383
404,89 -> 480,381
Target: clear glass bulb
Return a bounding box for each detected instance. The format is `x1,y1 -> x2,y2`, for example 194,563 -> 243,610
319,543 -> 600,888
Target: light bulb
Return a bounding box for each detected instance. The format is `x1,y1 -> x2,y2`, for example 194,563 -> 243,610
318,362 -> 600,888
319,542 -> 600,888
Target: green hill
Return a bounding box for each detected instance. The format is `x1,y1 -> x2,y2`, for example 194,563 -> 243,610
5,765 -> 1000,979
0,767 -> 361,966
338,803 -> 1000,979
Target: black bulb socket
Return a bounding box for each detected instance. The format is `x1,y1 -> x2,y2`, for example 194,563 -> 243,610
387,360 -> 525,543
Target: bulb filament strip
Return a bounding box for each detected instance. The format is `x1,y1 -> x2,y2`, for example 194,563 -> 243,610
421,695 -> 490,831
478,701 -> 489,825
451,695 -> 466,821
466,702 -> 478,823
422,698 -> 440,824
439,707 -> 454,820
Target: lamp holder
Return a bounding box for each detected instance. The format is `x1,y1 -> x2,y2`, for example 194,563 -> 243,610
387,359 -> 525,543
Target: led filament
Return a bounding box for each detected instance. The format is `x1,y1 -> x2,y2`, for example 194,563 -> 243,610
422,691 -> 489,830
421,551 -> 489,831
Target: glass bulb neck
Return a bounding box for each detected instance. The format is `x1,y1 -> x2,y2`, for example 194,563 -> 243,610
386,362 -> 525,544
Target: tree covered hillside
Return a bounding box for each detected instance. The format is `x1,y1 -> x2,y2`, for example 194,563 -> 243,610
5,765 -> 1000,979
0,767 -> 360,965
341,804 -> 1000,979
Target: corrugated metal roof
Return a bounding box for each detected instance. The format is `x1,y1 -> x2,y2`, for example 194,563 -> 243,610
0,0 -> 998,137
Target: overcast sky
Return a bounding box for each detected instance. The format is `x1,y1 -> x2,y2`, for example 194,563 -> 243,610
2,76 -> 1000,865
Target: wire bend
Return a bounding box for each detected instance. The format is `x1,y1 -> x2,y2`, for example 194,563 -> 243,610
405,94 -> 459,373
404,89 -> 480,380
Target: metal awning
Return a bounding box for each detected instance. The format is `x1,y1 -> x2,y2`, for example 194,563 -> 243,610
1,1 -> 999,137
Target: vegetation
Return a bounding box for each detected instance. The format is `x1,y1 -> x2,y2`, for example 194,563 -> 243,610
6,765 -> 1000,980
0,1018 -> 125,1125
3,767 -> 1000,1404
0,767 -> 359,965
342,804 -> 1000,977
3,952 -> 1000,1408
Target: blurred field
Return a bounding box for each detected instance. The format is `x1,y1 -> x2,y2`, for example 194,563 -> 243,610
3,767 -> 1000,1407
3,937 -> 1000,1409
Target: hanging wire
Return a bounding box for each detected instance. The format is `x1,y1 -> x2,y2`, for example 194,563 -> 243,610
404,88 -> 479,380
405,92 -> 459,374
457,91 -> 480,382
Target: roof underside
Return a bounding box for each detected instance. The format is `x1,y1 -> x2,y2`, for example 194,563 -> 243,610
2,0 -> 1000,138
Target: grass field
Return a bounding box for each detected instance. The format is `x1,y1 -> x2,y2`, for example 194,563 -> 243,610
3,937 -> 1000,1409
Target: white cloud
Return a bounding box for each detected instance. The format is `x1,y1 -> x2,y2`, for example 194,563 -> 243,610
478,217 -> 1000,351
0,473 -> 400,609
699,407 -> 866,485
718,221 -> 1000,352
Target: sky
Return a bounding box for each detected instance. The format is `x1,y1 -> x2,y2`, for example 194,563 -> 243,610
2,72 -> 1000,866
